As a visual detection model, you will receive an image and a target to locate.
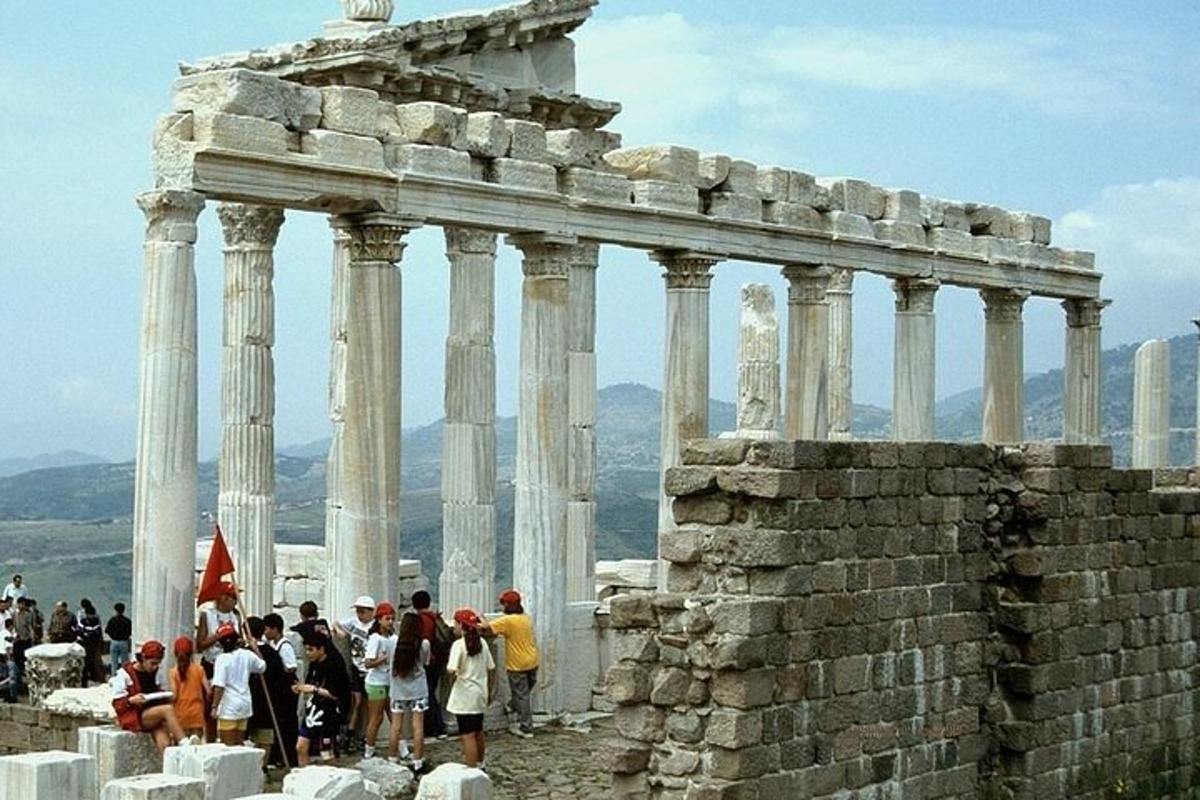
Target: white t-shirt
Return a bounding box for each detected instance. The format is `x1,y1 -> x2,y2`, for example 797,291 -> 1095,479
201,607 -> 241,664
212,649 -> 266,721
269,637 -> 298,672
110,665 -> 169,699
2,584 -> 27,604
445,637 -> 494,715
364,632 -> 396,687
339,615 -> 372,674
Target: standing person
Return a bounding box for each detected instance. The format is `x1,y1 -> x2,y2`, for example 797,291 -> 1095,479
334,596 -> 376,751
289,601 -> 330,642
209,623 -> 266,746
361,602 -> 396,759
28,600 -> 43,643
262,614 -> 298,678
75,600 -> 104,686
389,612 -> 430,772
170,637 -> 208,740
479,589 -> 539,738
48,601 -> 75,644
1,575 -> 26,604
411,590 -> 449,740
245,616 -> 297,767
293,634 -> 351,767
105,603 -> 132,675
195,583 -> 241,741
111,640 -> 188,753
445,608 -> 495,769
9,598 -> 34,701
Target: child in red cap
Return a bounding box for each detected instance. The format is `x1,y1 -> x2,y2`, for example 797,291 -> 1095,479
479,589 -> 539,738
362,602 -> 396,759
446,609 -> 495,768
111,640 -> 188,752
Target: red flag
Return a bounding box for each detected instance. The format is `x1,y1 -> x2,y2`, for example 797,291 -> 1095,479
196,525 -> 236,606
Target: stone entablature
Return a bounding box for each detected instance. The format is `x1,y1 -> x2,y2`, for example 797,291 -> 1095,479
603,439 -> 1200,798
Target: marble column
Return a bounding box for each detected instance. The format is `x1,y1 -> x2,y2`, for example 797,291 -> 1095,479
216,204 -> 284,617
325,214 -> 410,617
734,283 -> 781,439
1132,339 -> 1171,468
509,234 -> 574,713
1062,298 -> 1108,445
827,268 -> 854,441
567,243 -> 600,603
654,251 -> 718,587
325,225 -> 350,614
892,278 -> 939,441
783,264 -> 832,441
132,189 -> 205,645
981,289 -> 1029,444
440,228 -> 498,615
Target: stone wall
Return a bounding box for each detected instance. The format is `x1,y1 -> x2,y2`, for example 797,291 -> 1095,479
0,703 -> 90,756
604,439 -> 1200,799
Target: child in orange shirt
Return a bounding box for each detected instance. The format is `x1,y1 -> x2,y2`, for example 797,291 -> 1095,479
171,637 -> 209,739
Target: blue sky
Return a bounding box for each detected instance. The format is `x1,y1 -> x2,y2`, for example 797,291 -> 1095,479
1,1 -> 1197,461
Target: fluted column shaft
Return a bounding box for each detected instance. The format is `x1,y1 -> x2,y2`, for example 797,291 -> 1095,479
1062,298 -> 1108,445
510,234 -> 574,713
326,214 -> 410,616
827,268 -> 854,441
217,204 -> 284,617
132,190 -> 205,645
440,228 -> 498,615
892,279 -> 939,441
783,265 -> 832,441
1132,339 -> 1171,468
981,289 -> 1029,444
567,243 -> 600,603
655,252 -> 718,588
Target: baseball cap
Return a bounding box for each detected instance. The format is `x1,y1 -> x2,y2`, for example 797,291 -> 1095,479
374,601 -> 396,619
498,589 -> 522,606
140,640 -> 166,660
352,595 -> 376,610
453,608 -> 481,629
215,623 -> 238,639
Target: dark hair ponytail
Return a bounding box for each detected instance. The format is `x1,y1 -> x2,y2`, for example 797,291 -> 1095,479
464,626 -> 482,657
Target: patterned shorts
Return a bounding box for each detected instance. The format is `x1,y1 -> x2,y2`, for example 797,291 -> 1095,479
390,697 -> 429,714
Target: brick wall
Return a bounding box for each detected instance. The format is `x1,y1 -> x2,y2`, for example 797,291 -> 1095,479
603,440 -> 1200,799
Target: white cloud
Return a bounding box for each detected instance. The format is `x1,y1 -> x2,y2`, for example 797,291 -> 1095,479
55,375 -> 135,423
1056,177 -> 1200,343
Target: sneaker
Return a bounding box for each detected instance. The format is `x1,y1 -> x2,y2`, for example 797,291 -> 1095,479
507,724 -> 525,738
518,726 -> 534,739
363,745 -> 375,759
411,758 -> 424,773
185,735 -> 203,747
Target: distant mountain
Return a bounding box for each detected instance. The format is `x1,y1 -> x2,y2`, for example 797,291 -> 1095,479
0,450 -> 107,478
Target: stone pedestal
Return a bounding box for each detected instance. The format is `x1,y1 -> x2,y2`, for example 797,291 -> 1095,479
101,775 -> 205,800
0,751 -> 96,800
325,215 -> 411,617
216,203 -> 285,617
26,643 -> 86,708
826,268 -> 854,440
1132,339 -> 1171,469
981,289 -> 1028,444
414,764 -> 492,800
163,744 -> 263,800
783,264 -> 831,441
892,279 -> 938,441
654,252 -> 718,589
733,284 -> 780,439
78,726 -> 161,795
440,228 -> 498,615
509,235 -> 574,713
132,190 -> 205,646
567,244 -> 600,603
1062,298 -> 1107,445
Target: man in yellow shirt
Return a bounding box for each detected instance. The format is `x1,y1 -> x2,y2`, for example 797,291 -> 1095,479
480,589 -> 538,738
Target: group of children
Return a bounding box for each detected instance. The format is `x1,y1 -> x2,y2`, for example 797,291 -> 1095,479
108,585 -> 540,776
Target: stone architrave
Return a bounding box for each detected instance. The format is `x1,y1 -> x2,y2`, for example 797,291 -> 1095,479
325,215 -> 412,616
132,190 -> 205,646
653,251 -> 718,589
892,278 -> 939,441
733,283 -> 780,439
567,243 -> 600,603
782,264 -> 832,441
1132,339 -> 1171,468
440,227 -> 498,615
826,268 -> 854,440
1062,298 -> 1108,445
216,203 -> 284,617
509,234 -> 575,713
981,288 -> 1029,444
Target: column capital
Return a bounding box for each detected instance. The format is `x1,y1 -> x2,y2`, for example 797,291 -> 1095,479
331,213 -> 419,264
652,250 -> 720,290
509,233 -> 580,278
137,190 -> 205,243
980,288 -> 1030,322
827,267 -> 855,295
217,203 -> 285,249
893,277 -> 940,313
1062,297 -> 1111,328
782,264 -> 832,304
444,227 -> 497,257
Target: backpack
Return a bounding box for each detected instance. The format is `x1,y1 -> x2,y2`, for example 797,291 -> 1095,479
424,611 -> 455,665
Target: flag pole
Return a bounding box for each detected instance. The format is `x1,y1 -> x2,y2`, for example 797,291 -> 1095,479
236,600 -> 292,771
